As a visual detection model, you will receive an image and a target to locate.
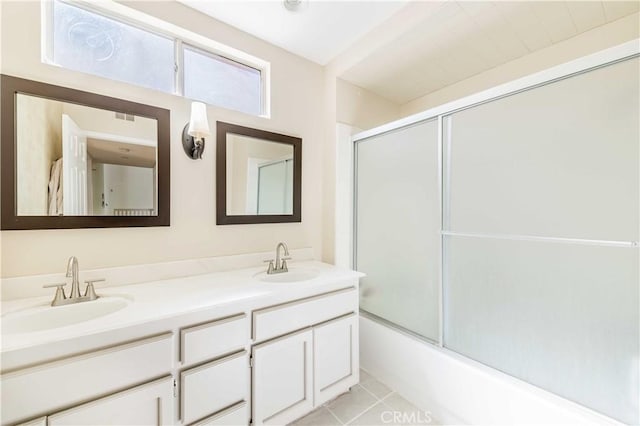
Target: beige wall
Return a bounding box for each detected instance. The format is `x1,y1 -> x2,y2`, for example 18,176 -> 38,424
1,0 -> 324,277
15,95 -> 63,215
337,78 -> 401,130
400,12 -> 640,116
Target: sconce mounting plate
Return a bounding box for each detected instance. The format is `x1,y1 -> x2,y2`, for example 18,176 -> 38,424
182,124 -> 204,160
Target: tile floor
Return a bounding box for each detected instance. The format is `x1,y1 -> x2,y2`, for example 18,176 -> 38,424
290,369 -> 438,426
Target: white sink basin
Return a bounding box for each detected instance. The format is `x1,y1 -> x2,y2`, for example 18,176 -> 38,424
1,296 -> 131,334
254,268 -> 320,283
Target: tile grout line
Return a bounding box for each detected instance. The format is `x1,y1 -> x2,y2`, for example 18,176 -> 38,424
325,406 -> 346,426
328,385 -> 381,425
360,379 -> 395,404
342,384 -> 397,425
302,374 -> 399,426
341,399 -> 384,426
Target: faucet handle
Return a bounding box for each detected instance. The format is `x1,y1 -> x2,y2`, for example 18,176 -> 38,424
84,279 -> 104,300
43,282 -> 67,289
263,259 -> 275,274
281,257 -> 291,271
43,283 -> 67,306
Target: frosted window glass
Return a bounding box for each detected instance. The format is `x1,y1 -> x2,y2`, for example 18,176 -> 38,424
445,57 -> 639,241
444,236 -> 639,424
184,46 -> 262,116
355,120 -> 440,341
52,0 -> 174,93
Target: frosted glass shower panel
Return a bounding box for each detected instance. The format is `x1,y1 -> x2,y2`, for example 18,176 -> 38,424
355,120 -> 440,341
444,236 -> 639,424
445,57 -> 640,241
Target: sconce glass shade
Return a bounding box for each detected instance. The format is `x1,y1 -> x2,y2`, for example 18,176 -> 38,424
187,102 -> 210,139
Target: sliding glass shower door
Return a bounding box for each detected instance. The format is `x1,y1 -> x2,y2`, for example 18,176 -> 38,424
353,54 -> 639,424
355,120 -> 440,342
442,56 -> 639,424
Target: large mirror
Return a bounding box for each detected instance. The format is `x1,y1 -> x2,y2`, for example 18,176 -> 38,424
1,75 -> 170,230
216,121 -> 301,224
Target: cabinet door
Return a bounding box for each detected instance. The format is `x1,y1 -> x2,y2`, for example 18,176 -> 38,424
314,314 -> 359,405
48,377 -> 173,425
252,329 -> 313,425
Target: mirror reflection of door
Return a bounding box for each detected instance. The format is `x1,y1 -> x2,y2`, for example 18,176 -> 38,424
257,158 -> 293,215
62,114 -> 88,215
15,94 -> 158,217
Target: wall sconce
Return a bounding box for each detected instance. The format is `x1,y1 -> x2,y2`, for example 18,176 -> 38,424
182,101 -> 211,160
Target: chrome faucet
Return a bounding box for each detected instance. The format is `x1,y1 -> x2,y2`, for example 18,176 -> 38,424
264,242 -> 291,274
43,256 -> 103,307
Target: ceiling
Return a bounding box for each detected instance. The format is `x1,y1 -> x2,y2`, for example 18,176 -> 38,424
181,0 -> 639,105
340,1 -> 640,104
87,138 -> 156,168
178,0 -> 408,65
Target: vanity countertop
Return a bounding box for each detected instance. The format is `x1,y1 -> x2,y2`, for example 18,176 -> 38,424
0,261 -> 363,356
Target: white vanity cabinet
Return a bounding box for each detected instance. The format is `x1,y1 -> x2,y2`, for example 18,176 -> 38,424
251,287 -> 359,425
2,263 -> 362,426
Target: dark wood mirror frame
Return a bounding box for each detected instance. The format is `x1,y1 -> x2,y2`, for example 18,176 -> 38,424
216,121 -> 302,225
0,74 -> 171,230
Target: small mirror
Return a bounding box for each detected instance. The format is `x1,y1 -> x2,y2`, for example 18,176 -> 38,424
1,75 -> 170,230
217,121 -> 301,224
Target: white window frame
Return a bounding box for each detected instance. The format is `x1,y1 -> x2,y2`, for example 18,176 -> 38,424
41,0 -> 271,118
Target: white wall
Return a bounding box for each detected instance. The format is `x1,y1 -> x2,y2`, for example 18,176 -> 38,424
401,12 -> 640,115
334,123 -> 360,269
0,0 -> 324,277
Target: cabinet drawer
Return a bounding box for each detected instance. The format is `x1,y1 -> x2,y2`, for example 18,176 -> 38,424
1,333 -> 172,425
48,376 -> 173,426
180,313 -> 248,366
191,401 -> 248,426
181,351 -> 248,425
252,288 -> 357,342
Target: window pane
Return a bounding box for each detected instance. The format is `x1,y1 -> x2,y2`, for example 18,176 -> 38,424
52,0 -> 174,93
184,46 -> 262,116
